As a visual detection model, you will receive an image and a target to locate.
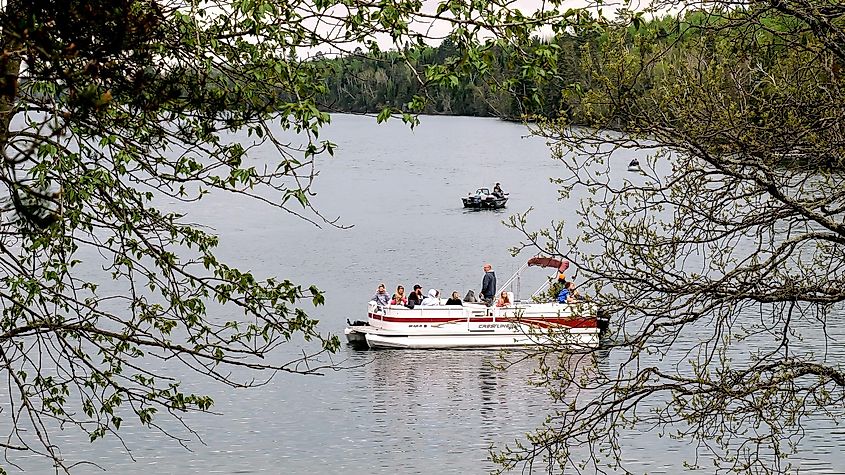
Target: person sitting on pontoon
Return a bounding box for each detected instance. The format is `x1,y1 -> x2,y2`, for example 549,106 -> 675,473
391,285 -> 407,305
371,283 -> 390,306
421,289 -> 440,306
406,284 -> 423,308
495,291 -> 511,307
557,281 -> 577,304
446,291 -> 463,306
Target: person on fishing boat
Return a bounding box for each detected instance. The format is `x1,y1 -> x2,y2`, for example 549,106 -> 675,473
493,182 -> 504,198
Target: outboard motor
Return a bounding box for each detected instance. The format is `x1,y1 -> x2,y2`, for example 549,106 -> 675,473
597,309 -> 610,333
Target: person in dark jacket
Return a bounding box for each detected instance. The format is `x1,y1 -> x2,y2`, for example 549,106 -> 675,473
407,284 -> 424,308
480,263 -> 497,306
446,291 -> 463,306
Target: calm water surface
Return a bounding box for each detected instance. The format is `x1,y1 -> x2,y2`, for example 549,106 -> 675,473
6,115 -> 845,474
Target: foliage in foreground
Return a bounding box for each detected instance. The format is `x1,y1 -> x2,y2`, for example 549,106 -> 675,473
501,1 -> 845,473
0,0 -> 599,472
0,1 -> 350,470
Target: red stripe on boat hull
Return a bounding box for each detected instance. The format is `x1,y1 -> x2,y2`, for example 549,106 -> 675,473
368,313 -> 597,328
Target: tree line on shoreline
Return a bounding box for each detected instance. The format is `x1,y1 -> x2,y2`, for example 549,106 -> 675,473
314,10 -> 731,125
315,33 -> 589,120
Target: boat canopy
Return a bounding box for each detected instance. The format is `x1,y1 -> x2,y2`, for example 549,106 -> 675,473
527,257 -> 569,272
499,257 -> 570,299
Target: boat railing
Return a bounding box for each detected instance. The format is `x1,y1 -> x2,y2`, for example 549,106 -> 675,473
530,279 -> 553,299
377,303 -> 478,318
372,301 -> 586,325
498,262 -> 529,291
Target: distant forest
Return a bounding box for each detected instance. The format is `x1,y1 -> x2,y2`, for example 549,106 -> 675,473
314,13 -> 694,120
314,33 -> 597,119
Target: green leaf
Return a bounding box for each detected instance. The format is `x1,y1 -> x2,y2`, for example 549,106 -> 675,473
376,107 -> 392,123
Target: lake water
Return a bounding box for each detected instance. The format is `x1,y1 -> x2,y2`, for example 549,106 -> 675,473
5,114 -> 845,474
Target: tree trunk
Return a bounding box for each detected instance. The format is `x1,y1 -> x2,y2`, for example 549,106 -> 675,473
0,1 -> 23,157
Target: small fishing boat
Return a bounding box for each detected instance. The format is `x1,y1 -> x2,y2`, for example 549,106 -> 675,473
344,258 -> 609,350
462,188 -> 508,209
627,159 -> 641,172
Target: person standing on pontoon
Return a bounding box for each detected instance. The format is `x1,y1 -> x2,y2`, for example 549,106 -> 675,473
480,263 -> 497,306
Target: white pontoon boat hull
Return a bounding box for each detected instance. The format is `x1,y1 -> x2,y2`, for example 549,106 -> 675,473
345,301 -> 601,350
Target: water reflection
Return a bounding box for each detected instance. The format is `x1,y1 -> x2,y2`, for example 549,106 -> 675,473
330,347 -> 608,473
461,208 -> 510,215
477,361 -> 501,432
